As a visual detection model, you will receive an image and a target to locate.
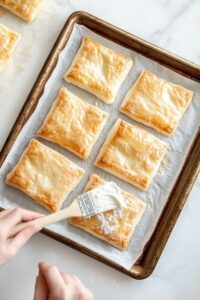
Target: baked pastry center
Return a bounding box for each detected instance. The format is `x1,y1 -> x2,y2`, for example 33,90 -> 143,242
37,87 -> 109,160
0,0 -> 45,23
64,37 -> 133,104
0,23 -> 20,72
5,139 -> 85,212
95,119 -> 168,191
120,70 -> 193,136
68,173 -> 146,250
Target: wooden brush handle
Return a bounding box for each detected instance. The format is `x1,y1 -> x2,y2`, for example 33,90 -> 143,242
10,200 -> 82,237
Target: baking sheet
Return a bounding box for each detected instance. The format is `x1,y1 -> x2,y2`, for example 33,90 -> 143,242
0,24 -> 200,269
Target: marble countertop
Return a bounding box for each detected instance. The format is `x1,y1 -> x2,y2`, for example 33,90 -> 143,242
0,1 -> 199,299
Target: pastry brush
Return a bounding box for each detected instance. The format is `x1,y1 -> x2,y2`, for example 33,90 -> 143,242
10,182 -> 126,237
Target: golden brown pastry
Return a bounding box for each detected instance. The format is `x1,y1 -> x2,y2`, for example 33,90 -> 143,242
0,0 -> 45,23
64,37 -> 133,104
6,139 -> 85,212
0,10 -> 5,17
68,173 -> 146,250
37,87 -> 109,160
120,70 -> 193,136
0,23 -> 20,72
95,119 -> 168,191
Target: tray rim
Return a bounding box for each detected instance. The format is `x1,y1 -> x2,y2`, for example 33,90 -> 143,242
0,11 -> 199,279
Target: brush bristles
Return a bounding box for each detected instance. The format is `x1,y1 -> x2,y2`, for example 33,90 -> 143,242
77,182 -> 126,217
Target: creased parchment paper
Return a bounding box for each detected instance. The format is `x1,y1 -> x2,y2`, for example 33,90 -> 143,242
0,25 -> 200,269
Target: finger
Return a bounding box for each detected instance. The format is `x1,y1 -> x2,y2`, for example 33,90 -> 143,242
61,272 -> 73,285
39,262 -> 66,290
1,208 -> 43,231
8,225 -> 40,256
0,209 -> 12,219
72,275 -> 94,299
34,270 -> 48,300
71,275 -> 85,288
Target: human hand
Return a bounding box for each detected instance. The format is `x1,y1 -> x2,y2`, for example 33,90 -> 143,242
34,262 -> 93,300
0,208 -> 41,266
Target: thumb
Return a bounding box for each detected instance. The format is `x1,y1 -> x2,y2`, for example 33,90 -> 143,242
9,225 -> 40,256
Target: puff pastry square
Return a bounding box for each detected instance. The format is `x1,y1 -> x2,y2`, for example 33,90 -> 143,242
64,37 -> 133,104
37,87 -> 109,160
120,70 -> 193,136
95,119 -> 168,191
6,139 -> 85,212
0,23 -> 20,72
69,174 -> 146,250
0,0 -> 45,23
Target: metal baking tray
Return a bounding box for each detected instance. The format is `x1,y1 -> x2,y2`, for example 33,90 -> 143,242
0,11 -> 199,279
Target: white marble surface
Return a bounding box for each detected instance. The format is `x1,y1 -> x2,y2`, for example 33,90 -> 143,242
0,0 -> 199,299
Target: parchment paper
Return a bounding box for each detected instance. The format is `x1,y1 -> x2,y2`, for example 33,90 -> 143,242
0,24 -> 200,269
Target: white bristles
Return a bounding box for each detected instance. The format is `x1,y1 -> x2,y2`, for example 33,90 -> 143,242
78,182 -> 126,217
